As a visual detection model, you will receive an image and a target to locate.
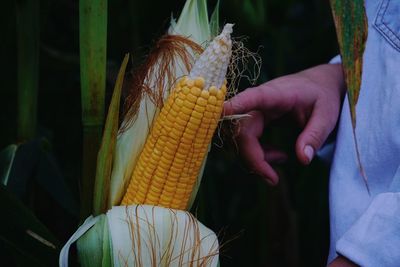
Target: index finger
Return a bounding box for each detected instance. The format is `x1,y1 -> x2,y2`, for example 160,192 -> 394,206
223,85 -> 288,116
236,111 -> 280,184
238,130 -> 280,185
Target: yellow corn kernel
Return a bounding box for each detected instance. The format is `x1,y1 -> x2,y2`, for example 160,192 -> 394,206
182,86 -> 190,95
194,105 -> 206,113
196,98 -> 208,107
216,90 -> 225,100
179,77 -> 187,86
183,100 -> 195,109
200,90 -> 209,99
186,79 -> 194,87
209,86 -> 218,96
221,84 -> 227,94
191,86 -> 202,96
194,77 -> 205,88
208,96 -> 217,105
186,93 -> 198,103
191,110 -> 203,120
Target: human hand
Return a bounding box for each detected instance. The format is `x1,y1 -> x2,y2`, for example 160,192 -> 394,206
327,256 -> 358,267
223,64 -> 345,185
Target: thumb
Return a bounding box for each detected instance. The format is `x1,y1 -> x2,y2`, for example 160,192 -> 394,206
296,104 -> 336,165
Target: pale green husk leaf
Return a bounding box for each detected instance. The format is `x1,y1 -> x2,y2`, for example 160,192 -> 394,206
210,0 -> 220,38
77,214 -> 112,267
93,54 -> 129,215
169,0 -> 211,45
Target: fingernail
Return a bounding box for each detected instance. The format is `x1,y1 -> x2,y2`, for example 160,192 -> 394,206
304,145 -> 314,163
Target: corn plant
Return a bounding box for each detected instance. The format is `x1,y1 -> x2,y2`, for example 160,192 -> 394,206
63,0 -> 225,266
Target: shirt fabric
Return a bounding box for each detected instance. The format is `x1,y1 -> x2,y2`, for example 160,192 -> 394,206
326,0 -> 400,266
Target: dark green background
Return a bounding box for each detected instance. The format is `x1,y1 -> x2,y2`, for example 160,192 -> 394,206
1,0 -> 339,266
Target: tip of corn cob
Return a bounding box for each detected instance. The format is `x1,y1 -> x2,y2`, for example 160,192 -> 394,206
189,23 -> 233,89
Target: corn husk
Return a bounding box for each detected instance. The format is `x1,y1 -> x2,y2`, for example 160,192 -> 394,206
108,205 -> 219,266
72,205 -> 219,267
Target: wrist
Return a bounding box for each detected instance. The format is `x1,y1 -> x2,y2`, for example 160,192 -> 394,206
328,255 -> 358,267
328,63 -> 346,99
303,63 -> 346,100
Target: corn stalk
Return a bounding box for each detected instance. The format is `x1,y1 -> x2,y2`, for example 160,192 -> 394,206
16,0 -> 40,141
79,0 -> 108,218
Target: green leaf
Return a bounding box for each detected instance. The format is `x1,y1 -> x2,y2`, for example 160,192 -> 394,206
0,184 -> 59,266
210,0 -> 220,38
330,0 -> 368,189
93,54 -> 129,215
330,0 -> 367,127
0,144 -> 18,186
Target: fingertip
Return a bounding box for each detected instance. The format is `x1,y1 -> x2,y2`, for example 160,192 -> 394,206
295,131 -> 314,164
296,147 -> 308,165
296,106 -> 334,165
304,145 -> 314,164
223,100 -> 234,116
263,149 -> 288,164
255,165 -> 280,186
223,87 -> 260,115
268,171 -> 280,185
265,176 -> 279,186
295,140 -> 314,165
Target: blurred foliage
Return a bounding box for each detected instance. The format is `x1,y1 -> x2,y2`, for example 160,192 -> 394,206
1,0 -> 338,266
0,183 -> 59,266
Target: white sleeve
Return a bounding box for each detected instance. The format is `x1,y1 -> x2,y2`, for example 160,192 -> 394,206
336,193 -> 400,267
329,54 -> 342,64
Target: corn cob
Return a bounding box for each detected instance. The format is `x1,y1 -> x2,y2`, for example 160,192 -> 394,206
121,24 -> 233,210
